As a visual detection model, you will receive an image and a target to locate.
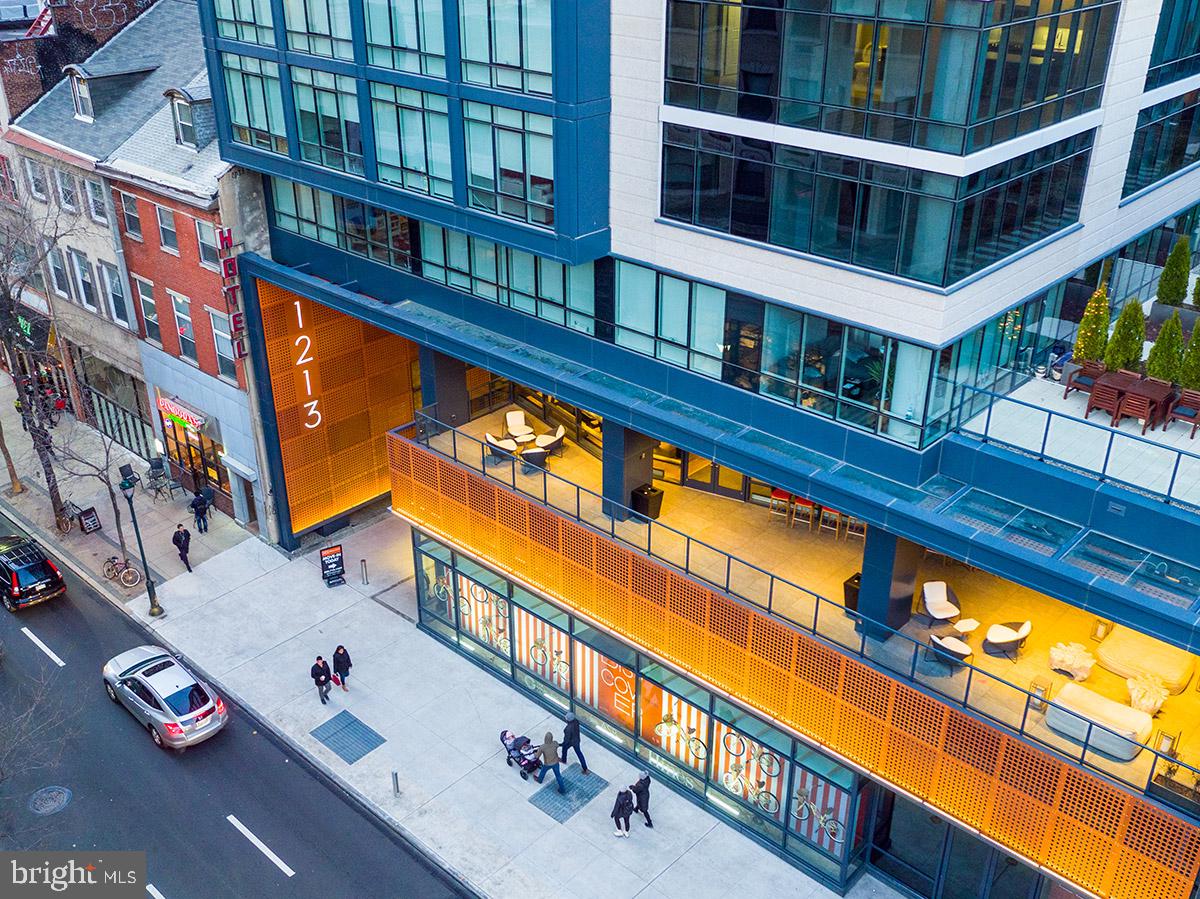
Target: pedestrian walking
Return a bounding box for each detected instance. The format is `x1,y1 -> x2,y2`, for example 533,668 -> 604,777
534,731 -> 566,794
632,771 -> 653,827
311,655 -> 333,704
332,644 -> 352,691
611,786 -> 634,838
561,711 -> 589,774
172,524 -> 192,573
189,490 -> 209,534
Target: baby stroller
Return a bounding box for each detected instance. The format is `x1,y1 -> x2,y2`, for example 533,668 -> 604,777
501,729 -> 542,780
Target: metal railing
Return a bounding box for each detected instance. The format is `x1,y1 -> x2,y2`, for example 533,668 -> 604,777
953,383 -> 1200,510
408,410 -> 1200,819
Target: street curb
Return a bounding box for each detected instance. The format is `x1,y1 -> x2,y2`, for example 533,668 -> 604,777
0,494 -> 485,899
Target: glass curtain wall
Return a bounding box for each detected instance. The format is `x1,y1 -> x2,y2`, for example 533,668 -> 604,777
412,528 -> 1087,899
214,0 -> 274,45
1146,0 -> 1200,90
661,124 -> 1092,286
459,0 -> 553,96
291,67 -> 364,175
664,0 -> 1118,154
282,0 -> 352,59
364,0 -> 446,76
370,84 -> 453,198
1123,89 -> 1200,197
221,54 -> 289,154
463,102 -> 555,228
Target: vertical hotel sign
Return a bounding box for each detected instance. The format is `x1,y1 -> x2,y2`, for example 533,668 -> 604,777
217,226 -> 249,360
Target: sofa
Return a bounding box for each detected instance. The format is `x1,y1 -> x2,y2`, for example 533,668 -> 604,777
1096,626 -> 1196,694
1044,682 -> 1152,761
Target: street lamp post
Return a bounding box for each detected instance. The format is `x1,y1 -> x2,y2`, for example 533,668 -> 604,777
120,477 -> 163,617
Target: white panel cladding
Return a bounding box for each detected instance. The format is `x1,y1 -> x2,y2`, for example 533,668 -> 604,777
608,0 -> 1181,347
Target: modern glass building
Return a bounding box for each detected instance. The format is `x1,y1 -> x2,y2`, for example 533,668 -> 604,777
199,0 -> 1200,897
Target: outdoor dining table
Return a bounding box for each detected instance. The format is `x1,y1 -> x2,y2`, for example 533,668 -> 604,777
1094,371 -> 1175,429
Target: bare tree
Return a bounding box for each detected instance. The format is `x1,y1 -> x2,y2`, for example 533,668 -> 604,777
0,186 -> 79,511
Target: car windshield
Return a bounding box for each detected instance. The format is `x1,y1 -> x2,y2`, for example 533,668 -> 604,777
15,562 -> 55,588
163,684 -> 209,716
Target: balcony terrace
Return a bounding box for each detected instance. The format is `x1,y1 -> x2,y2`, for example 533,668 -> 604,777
419,405 -> 1200,813
961,376 -> 1200,510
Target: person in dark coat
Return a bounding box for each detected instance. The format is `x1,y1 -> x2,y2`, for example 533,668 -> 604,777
332,645 -> 352,692
171,524 -> 192,572
311,655 -> 333,704
534,732 -> 565,794
561,711 -> 588,774
611,787 -> 634,837
632,771 -> 653,827
189,490 -> 209,534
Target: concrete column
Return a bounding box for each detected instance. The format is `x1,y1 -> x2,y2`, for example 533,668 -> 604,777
601,420 -> 655,521
418,347 -> 470,426
857,527 -> 922,632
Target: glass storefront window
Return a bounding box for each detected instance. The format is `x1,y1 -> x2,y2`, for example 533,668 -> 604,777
638,674 -> 711,778
454,573 -> 512,660
511,602 -> 570,695
160,414 -> 231,497
711,716 -> 789,826
573,639 -> 636,732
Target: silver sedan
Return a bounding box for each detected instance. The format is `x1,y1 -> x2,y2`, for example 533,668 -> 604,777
102,646 -> 228,750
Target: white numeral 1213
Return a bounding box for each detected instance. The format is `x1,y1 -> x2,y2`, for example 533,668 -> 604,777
294,300 -> 321,429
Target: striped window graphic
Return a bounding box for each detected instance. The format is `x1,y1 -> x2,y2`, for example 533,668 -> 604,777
418,554 -> 454,623
789,767 -> 853,858
573,642 -> 636,733
512,606 -> 570,692
711,721 -> 789,825
456,576 -> 510,655
639,680 -> 710,775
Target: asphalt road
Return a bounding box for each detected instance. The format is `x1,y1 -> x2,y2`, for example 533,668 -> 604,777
0,508 -> 466,899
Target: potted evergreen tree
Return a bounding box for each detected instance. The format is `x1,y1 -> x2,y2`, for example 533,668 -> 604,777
1064,282 -> 1110,381
1157,237 -> 1190,307
1147,311 -> 1184,383
1104,301 -> 1146,373
1181,326 -> 1200,391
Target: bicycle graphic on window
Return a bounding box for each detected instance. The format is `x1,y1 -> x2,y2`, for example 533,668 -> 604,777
722,733 -> 782,777
425,572 -> 452,604
457,580 -> 509,619
530,638 -> 570,680
480,614 -> 511,655
791,788 -> 846,844
654,713 -> 708,760
722,762 -> 779,815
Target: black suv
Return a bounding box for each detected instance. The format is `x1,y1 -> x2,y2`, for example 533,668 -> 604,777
0,535 -> 65,611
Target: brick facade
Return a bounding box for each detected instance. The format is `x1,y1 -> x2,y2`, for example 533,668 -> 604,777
112,180 -> 245,391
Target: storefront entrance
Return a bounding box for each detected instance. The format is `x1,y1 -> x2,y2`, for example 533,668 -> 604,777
158,393 -> 232,515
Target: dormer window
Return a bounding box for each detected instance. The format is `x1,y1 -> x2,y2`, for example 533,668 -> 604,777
172,98 -> 196,148
70,75 -> 93,120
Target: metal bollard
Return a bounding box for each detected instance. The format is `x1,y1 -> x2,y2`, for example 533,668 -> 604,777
392,771 -> 400,797
361,559 -> 369,585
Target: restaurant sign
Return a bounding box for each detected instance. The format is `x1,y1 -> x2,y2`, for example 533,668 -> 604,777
157,395 -> 206,431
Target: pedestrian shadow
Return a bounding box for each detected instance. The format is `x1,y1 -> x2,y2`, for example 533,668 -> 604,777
527,766 -> 609,823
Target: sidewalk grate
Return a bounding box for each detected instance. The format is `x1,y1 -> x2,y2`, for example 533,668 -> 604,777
528,764 -> 609,823
310,711 -> 386,764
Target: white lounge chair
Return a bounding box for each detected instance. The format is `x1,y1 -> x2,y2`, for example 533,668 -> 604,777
921,581 -> 960,623
484,432 -> 518,464
505,410 -> 534,438
984,621 -> 1032,661
928,633 -> 973,666
534,424 -> 565,455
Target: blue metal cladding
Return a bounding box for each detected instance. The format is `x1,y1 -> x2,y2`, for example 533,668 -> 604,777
199,0 -> 611,264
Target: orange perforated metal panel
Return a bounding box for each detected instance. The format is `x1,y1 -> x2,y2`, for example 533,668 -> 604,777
257,281 -> 418,534
387,432 -> 1200,899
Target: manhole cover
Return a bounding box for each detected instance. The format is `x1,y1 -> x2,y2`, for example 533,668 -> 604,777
28,786 -> 71,816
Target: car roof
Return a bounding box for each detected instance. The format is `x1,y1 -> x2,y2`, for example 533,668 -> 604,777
109,645 -> 172,677
142,660 -> 198,698
0,536 -> 46,569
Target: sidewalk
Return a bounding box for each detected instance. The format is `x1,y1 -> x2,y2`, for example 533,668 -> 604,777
0,376 -> 245,593
125,514 -> 900,899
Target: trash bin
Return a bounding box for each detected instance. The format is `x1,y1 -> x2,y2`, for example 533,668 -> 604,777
631,484 -> 664,520
843,572 -> 862,612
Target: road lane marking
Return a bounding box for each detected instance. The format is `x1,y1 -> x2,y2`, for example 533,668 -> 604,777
146,886 -> 166,898
20,627 -> 64,667
226,815 -> 295,877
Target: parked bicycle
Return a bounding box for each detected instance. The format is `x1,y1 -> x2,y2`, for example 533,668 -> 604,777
722,732 -> 782,777
102,556 -> 142,588
654,713 -> 708,760
55,500 -> 83,535
791,788 -> 846,844
530,638 -> 570,679
722,762 -> 780,814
